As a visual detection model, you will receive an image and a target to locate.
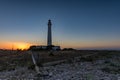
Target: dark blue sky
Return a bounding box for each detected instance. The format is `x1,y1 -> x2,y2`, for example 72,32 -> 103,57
0,0 -> 120,49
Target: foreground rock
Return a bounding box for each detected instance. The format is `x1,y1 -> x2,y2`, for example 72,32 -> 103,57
0,56 -> 120,80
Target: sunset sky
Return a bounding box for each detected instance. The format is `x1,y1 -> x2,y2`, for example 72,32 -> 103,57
0,0 -> 120,50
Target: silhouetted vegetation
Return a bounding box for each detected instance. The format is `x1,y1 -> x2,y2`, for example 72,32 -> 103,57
80,56 -> 94,62
62,48 -> 76,51
49,52 -> 54,56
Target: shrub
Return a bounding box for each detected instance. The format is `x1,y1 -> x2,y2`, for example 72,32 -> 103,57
80,56 -> 94,62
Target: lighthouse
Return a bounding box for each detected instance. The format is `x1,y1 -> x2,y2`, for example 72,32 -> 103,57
29,20 -> 60,51
47,19 -> 52,46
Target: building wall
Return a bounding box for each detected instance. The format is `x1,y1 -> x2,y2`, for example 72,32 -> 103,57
29,45 -> 60,51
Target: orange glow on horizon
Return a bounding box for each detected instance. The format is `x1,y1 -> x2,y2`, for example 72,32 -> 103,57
0,42 -> 31,50
0,40 -> 120,50
60,40 -> 120,49
14,42 -> 30,50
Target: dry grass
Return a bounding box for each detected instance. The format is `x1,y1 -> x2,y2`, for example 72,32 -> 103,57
0,50 -> 120,71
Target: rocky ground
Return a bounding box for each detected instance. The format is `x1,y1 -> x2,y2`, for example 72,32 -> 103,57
0,56 -> 120,80
0,50 -> 120,80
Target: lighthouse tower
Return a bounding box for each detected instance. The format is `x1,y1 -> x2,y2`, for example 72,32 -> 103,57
29,20 -> 61,51
47,19 -> 52,47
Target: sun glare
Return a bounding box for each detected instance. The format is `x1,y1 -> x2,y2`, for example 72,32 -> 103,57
14,42 -> 30,50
